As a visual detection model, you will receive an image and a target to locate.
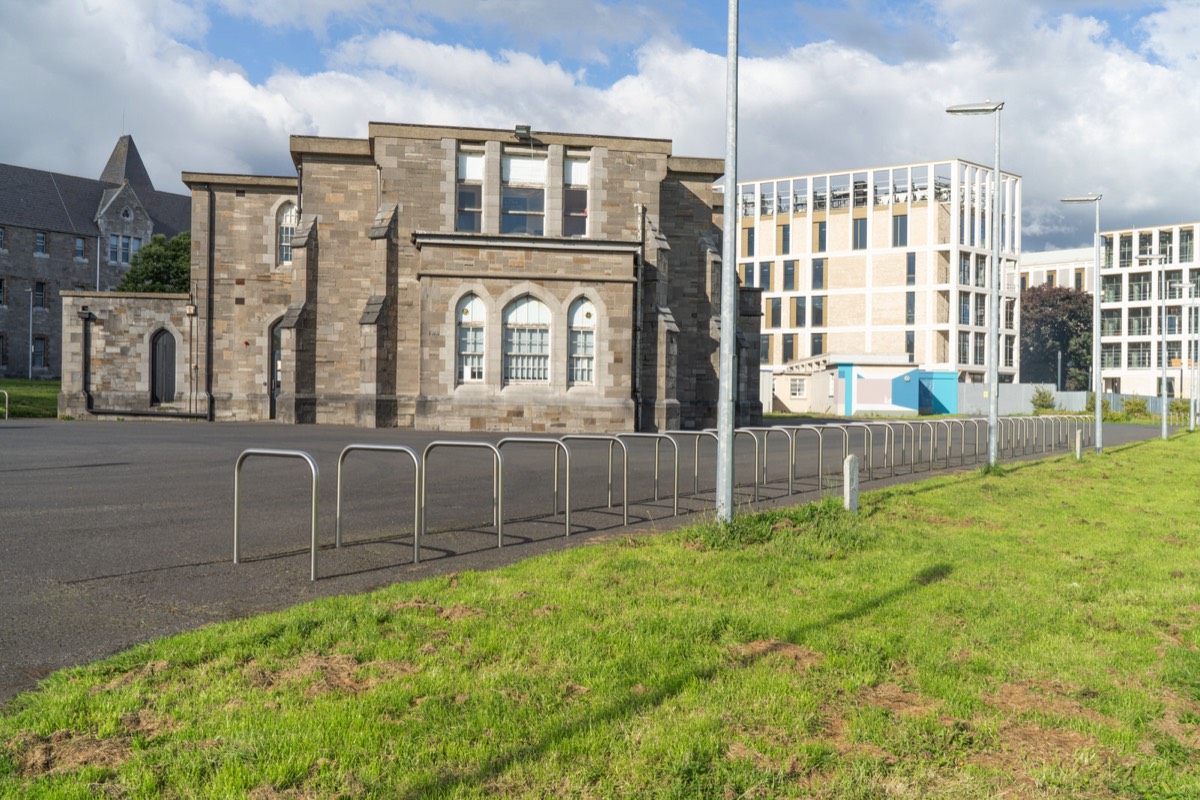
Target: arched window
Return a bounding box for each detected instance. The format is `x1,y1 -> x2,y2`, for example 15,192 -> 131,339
503,295 -> 550,383
568,297 -> 595,385
456,294 -> 485,384
150,329 -> 176,405
277,202 -> 298,266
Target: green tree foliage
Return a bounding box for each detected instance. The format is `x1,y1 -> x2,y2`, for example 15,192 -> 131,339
1019,284 -> 1092,390
1031,386 -> 1056,411
116,232 -> 190,293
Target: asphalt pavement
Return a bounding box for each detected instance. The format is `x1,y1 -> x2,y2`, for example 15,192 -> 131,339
0,416 -> 1162,706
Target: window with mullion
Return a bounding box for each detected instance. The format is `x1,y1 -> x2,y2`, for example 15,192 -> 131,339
501,154 -> 546,236
504,326 -> 550,383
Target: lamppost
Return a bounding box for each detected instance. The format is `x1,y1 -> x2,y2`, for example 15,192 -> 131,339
715,0 -> 739,522
947,100 -> 1004,467
26,287 -> 33,379
1137,251 -> 1171,439
1061,194 -> 1102,453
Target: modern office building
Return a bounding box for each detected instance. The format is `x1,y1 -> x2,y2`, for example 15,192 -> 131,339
1029,223 -> 1200,397
1018,247 -> 1093,293
60,121 -> 762,432
0,137 -> 189,377
737,159 -> 1022,414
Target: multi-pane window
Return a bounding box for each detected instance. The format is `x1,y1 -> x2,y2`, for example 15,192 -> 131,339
34,281 -> 46,308
501,154 -> 546,235
782,260 -> 796,291
1166,306 -> 1182,335
1102,235 -> 1113,268
791,297 -> 805,327
33,337 -> 47,369
810,332 -> 825,356
905,292 -> 915,325
782,333 -> 795,363
959,253 -> 971,285
760,336 -> 770,364
1139,232 -> 1153,257
814,221 -> 826,253
1182,228 -> 1195,263
958,331 -> 970,364
568,297 -> 595,385
503,295 -> 550,382
34,232 -> 47,255
892,214 -> 908,247
1101,309 -> 1122,336
906,253 -> 916,286
959,293 -> 970,325
277,203 -> 298,265
811,296 -> 824,327
758,262 -> 772,290
975,254 -> 987,288
779,224 -> 790,254
108,235 -> 139,264
74,237 -> 86,260
457,150 -> 484,233
455,294 -> 485,383
1168,341 -> 1182,365
563,157 -> 589,237
1128,307 -> 1151,336
1005,335 -> 1015,368
852,217 -> 867,250
906,331 -> 915,359
1046,273 -> 1056,287
0,278 -> 5,305
1119,234 -> 1132,268
1101,343 -> 1121,368
0,226 -> 5,250
744,228 -> 755,257
1128,342 -> 1150,368
974,332 -> 985,365
790,378 -> 806,399
974,294 -> 985,327
1004,299 -> 1015,329
767,297 -> 781,328
1129,273 -> 1151,301
812,258 -> 825,290
1101,275 -> 1122,302
1074,270 -> 1084,291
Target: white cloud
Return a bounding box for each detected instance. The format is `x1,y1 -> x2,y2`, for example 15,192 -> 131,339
1,0 -> 1197,249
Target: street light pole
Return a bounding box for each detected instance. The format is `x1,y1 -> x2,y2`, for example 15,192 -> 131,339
715,0 -> 739,522
947,100 -> 1004,468
1061,194 -> 1102,453
26,287 -> 33,379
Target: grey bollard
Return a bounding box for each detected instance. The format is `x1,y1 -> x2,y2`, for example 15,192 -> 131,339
844,454 -> 859,513
1075,429 -> 1083,461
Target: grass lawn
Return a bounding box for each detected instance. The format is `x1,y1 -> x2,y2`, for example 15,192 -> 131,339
0,379 -> 59,418
2,436 -> 1199,798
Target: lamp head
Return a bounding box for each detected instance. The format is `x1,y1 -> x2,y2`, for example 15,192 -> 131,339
946,100 -> 1005,115
1061,194 -> 1102,204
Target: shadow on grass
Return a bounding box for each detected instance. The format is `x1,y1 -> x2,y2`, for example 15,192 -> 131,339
397,562 -> 954,799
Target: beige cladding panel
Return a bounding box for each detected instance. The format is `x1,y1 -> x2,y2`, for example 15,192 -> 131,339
871,291 -> 905,326
828,255 -> 867,290
872,253 -> 907,288
827,332 -> 866,353
828,293 -> 866,326
826,212 -> 850,251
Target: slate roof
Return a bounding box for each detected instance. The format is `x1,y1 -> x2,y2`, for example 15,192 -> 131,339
0,136 -> 190,239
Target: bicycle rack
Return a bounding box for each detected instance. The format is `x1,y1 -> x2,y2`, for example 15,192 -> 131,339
739,426 -> 794,495
335,444 -> 422,563
703,428 -> 762,501
233,448 -> 321,582
667,430 -> 719,496
783,425 -> 825,493
616,433 -> 680,516
498,437 -> 572,536
559,435 -> 628,525
421,441 -> 504,548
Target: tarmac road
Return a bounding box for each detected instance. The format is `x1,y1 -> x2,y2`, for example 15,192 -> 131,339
0,417 -> 1162,706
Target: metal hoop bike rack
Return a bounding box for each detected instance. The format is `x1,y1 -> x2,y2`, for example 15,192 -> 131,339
739,426 -> 794,495
421,441 -> 504,548
559,435 -> 628,525
335,444 -> 422,563
498,437 -> 572,536
783,425 -> 825,493
703,428 -> 762,501
615,433 -> 680,515
233,448 -> 321,582
667,430 -> 719,496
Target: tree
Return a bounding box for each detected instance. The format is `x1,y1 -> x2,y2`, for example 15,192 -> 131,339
1018,284 -> 1092,390
116,232 -> 190,293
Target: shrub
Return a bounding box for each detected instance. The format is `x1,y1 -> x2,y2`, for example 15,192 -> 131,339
1169,397 -> 1190,415
1031,386 -> 1056,412
1123,396 -> 1148,417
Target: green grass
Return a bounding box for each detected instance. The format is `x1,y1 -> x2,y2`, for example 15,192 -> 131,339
0,379 -> 59,418
3,437 -> 1200,798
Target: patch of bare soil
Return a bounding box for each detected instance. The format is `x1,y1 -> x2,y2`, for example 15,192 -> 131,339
968,721 -> 1122,798
120,709 -> 176,738
858,683 -> 940,718
984,680 -> 1107,723
392,597 -> 442,613
95,659 -> 171,693
8,729 -> 132,777
439,604 -> 485,621
244,653 -> 416,696
733,640 -> 824,671
1155,690 -> 1200,749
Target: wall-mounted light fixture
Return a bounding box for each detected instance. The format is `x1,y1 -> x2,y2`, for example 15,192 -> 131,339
514,124 -> 532,139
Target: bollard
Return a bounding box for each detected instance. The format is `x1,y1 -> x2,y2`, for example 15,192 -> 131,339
844,454 -> 859,513
1075,429 -> 1083,461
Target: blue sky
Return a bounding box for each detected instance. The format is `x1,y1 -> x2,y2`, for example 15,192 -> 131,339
2,0 -> 1198,251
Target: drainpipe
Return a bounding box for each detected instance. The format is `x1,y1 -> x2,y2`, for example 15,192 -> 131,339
204,184 -> 216,421
633,204 -> 645,432
95,235 -> 101,291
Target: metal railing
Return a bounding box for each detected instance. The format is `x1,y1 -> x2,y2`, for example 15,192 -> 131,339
499,437 -> 572,536
615,433 -> 680,516
667,430 -> 719,495
233,449 -> 321,581
335,444 -> 422,562
422,441 -> 504,548
559,435 -> 628,525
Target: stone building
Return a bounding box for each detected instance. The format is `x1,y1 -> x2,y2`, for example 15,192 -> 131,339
0,137 -> 189,377
60,121 -> 761,432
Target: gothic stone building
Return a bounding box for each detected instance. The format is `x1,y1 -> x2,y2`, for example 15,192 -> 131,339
0,136 -> 188,377
59,122 -> 761,432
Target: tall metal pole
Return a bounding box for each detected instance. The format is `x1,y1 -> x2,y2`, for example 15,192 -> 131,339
715,0 -> 739,521
987,109 -> 1001,468
27,287 -> 33,379
1092,200 -> 1102,450
1162,264 -> 1169,440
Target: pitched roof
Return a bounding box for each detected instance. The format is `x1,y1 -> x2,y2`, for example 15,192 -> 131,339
0,136 -> 189,238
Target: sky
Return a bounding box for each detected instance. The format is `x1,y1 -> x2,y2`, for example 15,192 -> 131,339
2,0 -> 1198,252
